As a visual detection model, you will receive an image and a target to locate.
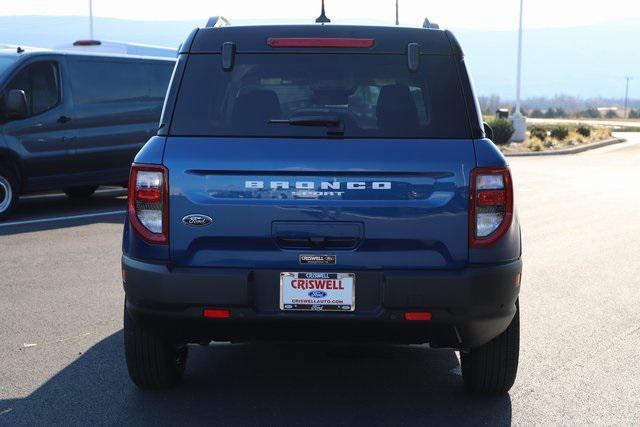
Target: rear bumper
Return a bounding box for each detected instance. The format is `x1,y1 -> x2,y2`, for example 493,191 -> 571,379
122,256 -> 521,349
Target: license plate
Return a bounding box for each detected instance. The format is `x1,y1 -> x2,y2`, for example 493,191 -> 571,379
280,272 -> 355,312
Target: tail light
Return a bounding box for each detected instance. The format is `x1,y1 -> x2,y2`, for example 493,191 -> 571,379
128,164 -> 168,244
469,167 -> 513,247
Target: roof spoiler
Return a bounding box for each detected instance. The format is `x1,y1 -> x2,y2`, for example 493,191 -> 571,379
422,18 -> 440,29
205,16 -> 230,28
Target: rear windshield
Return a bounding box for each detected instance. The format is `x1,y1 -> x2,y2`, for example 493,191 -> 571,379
170,54 -> 471,139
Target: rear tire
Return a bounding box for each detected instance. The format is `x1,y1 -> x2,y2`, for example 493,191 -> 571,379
124,301 -> 188,389
0,162 -> 19,221
63,185 -> 98,199
461,300 -> 520,394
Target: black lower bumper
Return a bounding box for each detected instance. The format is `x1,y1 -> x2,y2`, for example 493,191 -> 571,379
122,256 -> 521,349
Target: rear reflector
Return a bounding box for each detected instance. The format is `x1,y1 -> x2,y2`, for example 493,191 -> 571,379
404,311 -> 432,321
203,308 -> 230,319
267,38 -> 375,48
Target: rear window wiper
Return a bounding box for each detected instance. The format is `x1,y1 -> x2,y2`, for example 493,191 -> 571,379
268,115 -> 344,136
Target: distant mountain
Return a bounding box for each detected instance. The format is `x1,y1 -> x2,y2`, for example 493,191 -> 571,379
455,21 -> 639,99
0,15 -> 198,49
1,15 -> 638,98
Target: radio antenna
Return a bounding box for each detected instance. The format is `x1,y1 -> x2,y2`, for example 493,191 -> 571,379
315,0 -> 331,24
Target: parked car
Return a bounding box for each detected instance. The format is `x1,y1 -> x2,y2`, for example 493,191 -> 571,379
0,46 -> 175,219
122,20 -> 523,394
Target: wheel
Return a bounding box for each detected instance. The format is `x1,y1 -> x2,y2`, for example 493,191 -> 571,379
124,301 -> 188,389
63,185 -> 98,199
0,162 -> 19,221
461,300 -> 520,394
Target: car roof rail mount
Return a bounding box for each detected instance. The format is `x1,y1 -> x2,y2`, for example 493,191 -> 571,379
422,18 -> 440,29
206,16 -> 231,28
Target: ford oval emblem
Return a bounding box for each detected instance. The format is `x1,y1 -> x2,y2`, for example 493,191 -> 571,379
182,214 -> 212,227
308,290 -> 327,299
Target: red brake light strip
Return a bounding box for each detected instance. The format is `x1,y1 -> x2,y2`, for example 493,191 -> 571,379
267,38 -> 375,48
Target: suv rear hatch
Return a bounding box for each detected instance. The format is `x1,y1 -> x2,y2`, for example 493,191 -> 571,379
163,40 -> 476,270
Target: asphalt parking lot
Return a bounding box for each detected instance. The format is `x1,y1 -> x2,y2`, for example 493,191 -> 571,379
1,134 -> 639,425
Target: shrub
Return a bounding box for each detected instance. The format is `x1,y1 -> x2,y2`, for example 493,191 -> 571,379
526,139 -> 543,151
593,127 -> 613,139
605,110 -> 618,119
550,126 -> 569,140
530,108 -> 544,118
629,109 -> 640,119
529,126 -> 548,141
541,107 -> 566,118
576,125 -> 591,137
488,118 -> 514,145
579,108 -> 601,118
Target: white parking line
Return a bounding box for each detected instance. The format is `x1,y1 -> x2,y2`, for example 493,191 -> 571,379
0,210 -> 126,228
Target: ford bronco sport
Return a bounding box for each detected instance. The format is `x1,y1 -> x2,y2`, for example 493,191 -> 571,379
122,19 -> 522,394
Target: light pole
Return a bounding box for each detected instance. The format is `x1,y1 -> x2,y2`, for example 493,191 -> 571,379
511,0 -> 527,142
395,0 -> 399,26
624,76 -> 632,119
89,0 -> 94,40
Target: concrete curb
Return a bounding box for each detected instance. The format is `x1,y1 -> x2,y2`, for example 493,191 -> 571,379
504,138 -> 626,157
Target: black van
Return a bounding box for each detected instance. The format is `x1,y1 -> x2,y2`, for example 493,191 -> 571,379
0,46 -> 175,219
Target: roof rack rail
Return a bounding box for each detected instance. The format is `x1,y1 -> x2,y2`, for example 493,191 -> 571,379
205,16 -> 230,28
422,18 -> 440,29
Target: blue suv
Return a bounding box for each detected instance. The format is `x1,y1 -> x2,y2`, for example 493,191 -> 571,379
122,20 -> 522,394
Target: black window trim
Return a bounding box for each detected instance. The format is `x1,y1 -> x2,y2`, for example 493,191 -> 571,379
3,59 -> 63,119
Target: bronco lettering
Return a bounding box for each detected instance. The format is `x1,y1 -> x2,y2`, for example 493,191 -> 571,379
245,180 -> 391,190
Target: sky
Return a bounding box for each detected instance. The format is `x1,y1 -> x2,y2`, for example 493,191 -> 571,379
1,0 -> 639,30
